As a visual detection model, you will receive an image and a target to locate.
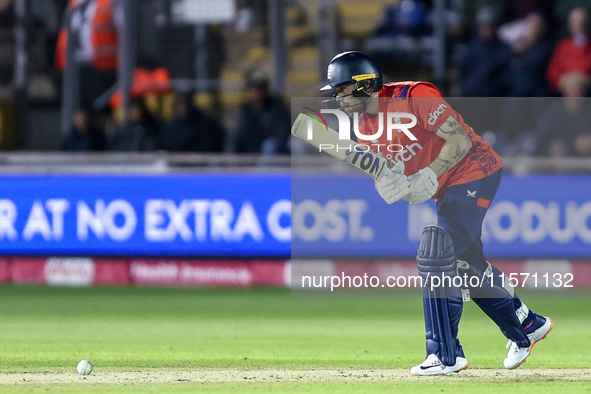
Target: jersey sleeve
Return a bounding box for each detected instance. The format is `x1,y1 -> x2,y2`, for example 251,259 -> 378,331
408,83 -> 453,133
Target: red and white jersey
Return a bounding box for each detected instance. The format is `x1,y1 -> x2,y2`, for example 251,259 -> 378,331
357,81 -> 503,201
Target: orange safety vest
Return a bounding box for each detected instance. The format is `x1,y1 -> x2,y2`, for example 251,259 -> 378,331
55,28 -> 68,72
55,0 -> 118,72
55,0 -> 78,72
90,0 -> 118,71
109,67 -> 172,109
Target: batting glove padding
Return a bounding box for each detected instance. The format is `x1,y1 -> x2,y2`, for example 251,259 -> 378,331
406,167 -> 439,204
375,161 -> 411,204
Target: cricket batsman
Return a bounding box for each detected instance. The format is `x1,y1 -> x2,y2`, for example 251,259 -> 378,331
319,51 -> 553,375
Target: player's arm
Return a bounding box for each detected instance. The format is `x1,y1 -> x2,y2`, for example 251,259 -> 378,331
374,115 -> 472,206
428,116 -> 472,177
404,115 -> 471,204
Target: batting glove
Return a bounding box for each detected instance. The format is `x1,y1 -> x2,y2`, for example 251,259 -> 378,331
406,167 -> 439,204
375,161 -> 411,204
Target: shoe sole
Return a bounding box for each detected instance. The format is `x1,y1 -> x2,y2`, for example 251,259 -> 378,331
410,362 -> 469,376
411,371 -> 446,376
506,317 -> 554,370
450,362 -> 470,374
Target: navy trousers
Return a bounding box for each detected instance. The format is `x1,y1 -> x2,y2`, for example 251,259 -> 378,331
436,170 -> 502,270
434,169 -> 531,348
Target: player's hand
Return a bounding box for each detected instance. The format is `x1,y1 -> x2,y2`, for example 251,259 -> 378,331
405,167 -> 439,204
375,161 -> 411,204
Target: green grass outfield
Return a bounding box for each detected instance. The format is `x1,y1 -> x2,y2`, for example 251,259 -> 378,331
0,286 -> 589,393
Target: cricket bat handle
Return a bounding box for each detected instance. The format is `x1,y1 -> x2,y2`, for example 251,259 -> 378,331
291,113 -> 388,180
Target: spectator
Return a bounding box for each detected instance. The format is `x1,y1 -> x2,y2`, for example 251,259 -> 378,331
55,0 -> 119,104
481,12 -> 552,153
158,93 -> 224,152
62,107 -> 106,151
555,0 -> 591,27
109,99 -> 160,151
370,0 -> 432,65
534,71 -> 591,157
234,74 -> 291,154
547,7 -> 591,92
507,12 -> 554,97
455,0 -> 511,40
375,0 -> 431,38
457,6 -> 511,97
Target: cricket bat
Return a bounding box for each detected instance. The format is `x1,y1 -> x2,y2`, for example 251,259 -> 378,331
291,113 -> 388,179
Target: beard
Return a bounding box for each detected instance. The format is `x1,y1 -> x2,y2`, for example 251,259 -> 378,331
340,98 -> 367,117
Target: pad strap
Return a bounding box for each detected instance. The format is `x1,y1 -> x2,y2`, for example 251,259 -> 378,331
515,302 -> 530,324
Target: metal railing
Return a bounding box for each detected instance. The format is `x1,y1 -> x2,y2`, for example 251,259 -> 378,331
0,152 -> 589,174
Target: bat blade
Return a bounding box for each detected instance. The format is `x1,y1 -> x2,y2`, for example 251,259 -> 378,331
291,113 -> 388,179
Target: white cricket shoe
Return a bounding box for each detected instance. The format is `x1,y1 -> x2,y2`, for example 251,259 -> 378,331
411,354 -> 446,376
503,315 -> 553,370
410,354 -> 469,376
443,355 -> 469,374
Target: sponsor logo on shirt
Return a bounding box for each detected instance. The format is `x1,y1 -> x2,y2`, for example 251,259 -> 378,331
428,104 -> 448,126
388,142 -> 423,164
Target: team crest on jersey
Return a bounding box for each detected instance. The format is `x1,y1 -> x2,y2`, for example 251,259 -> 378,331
468,141 -> 500,176
389,85 -> 411,102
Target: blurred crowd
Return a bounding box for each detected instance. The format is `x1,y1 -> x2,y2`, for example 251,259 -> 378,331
63,74 -> 291,154
373,0 -> 591,157
457,4 -> 591,157
0,0 -> 292,155
2,0 -> 591,158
